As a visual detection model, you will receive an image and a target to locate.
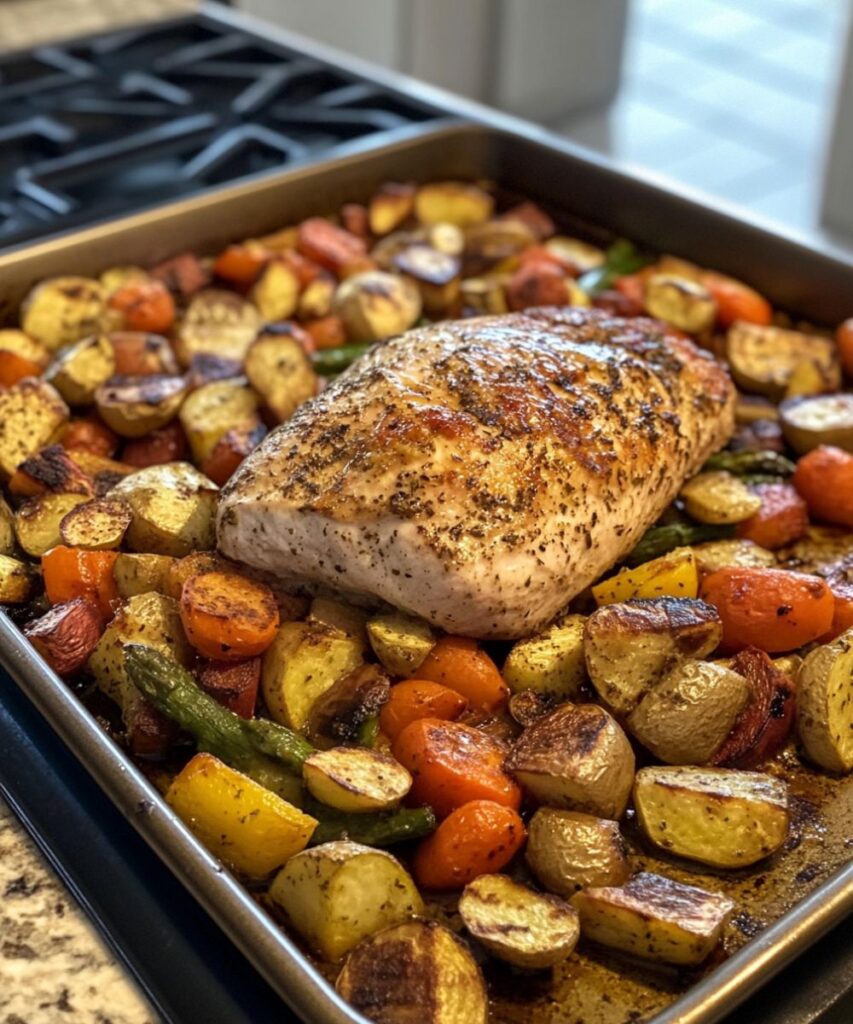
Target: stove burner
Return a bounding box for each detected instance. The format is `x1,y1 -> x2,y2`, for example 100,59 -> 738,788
0,14 -> 439,248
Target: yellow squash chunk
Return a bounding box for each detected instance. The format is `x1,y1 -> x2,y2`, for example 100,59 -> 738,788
592,546 -> 698,605
166,753 -> 316,879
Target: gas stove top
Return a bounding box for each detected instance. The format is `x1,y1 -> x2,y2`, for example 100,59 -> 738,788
0,11 -> 439,249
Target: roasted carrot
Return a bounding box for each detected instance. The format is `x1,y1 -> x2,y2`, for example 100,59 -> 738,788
792,446 -> 853,528
391,717 -> 521,818
110,331 -> 176,376
836,319 -> 853,378
518,245 -> 579,276
9,445 -> 95,498
506,261 -> 569,311
341,203 -> 369,239
304,315 -> 348,351
108,280 -> 175,334
412,800 -> 526,890
592,288 -> 644,318
213,243 -> 271,286
59,416 -> 119,458
122,420 -> 189,468
0,350 -> 43,387
416,636 -> 509,712
180,571 -> 280,660
150,251 -> 210,297
165,551 -> 235,600
379,680 -> 467,742
197,657 -> 261,718
736,482 -> 809,549
42,546 -> 119,621
700,566 -> 833,653
278,249 -> 324,288
701,271 -> 772,328
296,217 -> 367,276
201,422 -> 266,487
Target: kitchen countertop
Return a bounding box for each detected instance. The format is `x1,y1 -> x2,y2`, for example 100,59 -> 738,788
0,796 -> 158,1024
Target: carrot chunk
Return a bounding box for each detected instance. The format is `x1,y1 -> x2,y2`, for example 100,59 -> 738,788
412,800 -> 526,890
836,319 -> 853,378
296,217 -> 367,276
416,636 -> 509,712
201,422 -> 266,487
213,243 -> 271,286
391,717 -> 521,818
792,446 -> 853,528
506,261 -> 569,311
180,571 -> 279,660
59,416 -> 119,458
197,657 -> 261,718
0,351 -> 44,387
736,482 -> 809,549
700,566 -> 833,653
379,680 -> 467,742
122,421 -> 188,468
701,271 -> 772,327
108,280 -> 175,334
42,546 -> 119,621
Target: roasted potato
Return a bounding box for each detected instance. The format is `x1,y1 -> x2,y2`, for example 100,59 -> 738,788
780,393 -> 853,454
459,874 -> 579,968
303,747 -> 411,812
250,260 -> 300,321
0,497 -> 15,555
308,597 -> 370,641
336,920 -> 487,1024
633,766 -> 789,868
21,276 -> 104,350
270,841 -> 423,960
0,554 -> 37,603
502,614 -> 586,700
0,328 -> 50,376
366,610 -> 435,676
544,236 -> 605,272
571,872 -> 734,967
525,809 -> 629,897
369,182 -> 416,235
46,334 -> 116,406
506,703 -> 635,819
644,273 -> 716,333
108,462 -> 218,556
14,492 -> 90,557
584,598 -> 722,715
463,220 -> 536,270
113,552 -> 176,598
59,498 -> 133,551
627,660 -> 750,765
591,546 -> 699,605
393,245 -> 460,314
414,181 -> 494,227
24,598 -> 104,676
796,631 -> 853,772
99,265 -> 148,294
261,620 -> 364,732
460,275 -> 509,315
680,471 -> 761,525
0,379 -> 69,479
166,753 -> 316,879
694,538 -> 777,574
175,289 -> 260,366
95,374 -> 187,439
67,450 -> 135,496
727,322 -> 840,401
179,379 -> 259,464
10,443 -> 95,499
333,270 -> 421,342
297,275 -> 335,320
244,330 -> 317,423
108,330 -> 179,376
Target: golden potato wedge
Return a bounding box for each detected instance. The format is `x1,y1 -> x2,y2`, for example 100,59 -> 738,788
369,182 -> 416,235
167,753 -> 316,879
0,329 -> 50,370
584,597 -> 723,715
261,620 -> 364,732
506,703 -> 634,819
297,275 -> 335,320
108,462 -> 218,556
113,552 -> 176,598
0,379 -> 69,479
250,260 -> 300,321
644,274 -> 716,333
694,538 -> 777,574
0,497 -> 16,555
544,236 -> 605,272
592,546 -> 699,605
525,809 -> 630,897
727,322 -> 840,401
459,874 -> 579,968
366,611 -> 435,677
244,330 -> 317,423
21,276 -> 104,350
796,631 -> 853,772
392,245 -> 460,314
463,220 -> 536,269
95,374 -> 187,439
46,334 -> 116,406
270,841 -> 423,960
681,471 -> 761,525
0,554 -> 37,603
414,181 -> 494,227
14,492 -> 90,557
59,498 -> 133,551
67,450 -> 135,497
175,289 -> 260,366
10,443 -> 95,499
303,747 -> 411,811
179,379 -> 259,464
571,872 -> 734,967
502,614 -> 587,701
333,270 -> 421,342
460,275 -> 508,315
336,920 -> 487,1023
627,660 -> 750,765
308,597 -> 370,641
634,765 -> 789,868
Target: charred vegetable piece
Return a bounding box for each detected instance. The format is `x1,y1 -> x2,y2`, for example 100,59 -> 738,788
95,374 -> 187,439
796,630 -> 853,773
59,497 -> 133,551
627,522 -> 734,566
525,808 -> 629,897
0,379 -> 69,479
780,393 -> 853,455
644,274 -> 716,333
333,270 -> 421,342
176,289 -> 261,367
10,443 -> 95,498
24,597 -> 103,676
392,245 -> 460,314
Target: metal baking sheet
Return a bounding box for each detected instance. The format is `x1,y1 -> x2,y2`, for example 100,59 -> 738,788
0,122 -> 851,1024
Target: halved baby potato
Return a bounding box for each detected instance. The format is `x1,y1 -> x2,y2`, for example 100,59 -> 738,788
634,765 -> 789,868
458,874 -> 579,968
270,841 -> 423,960
727,322 -> 840,401
250,260 -> 300,321
392,245 -> 460,314
179,379 -> 259,464
308,597 -> 371,641
525,808 -> 629,897
333,270 -> 421,342
14,492 -> 90,557
21,276 -> 104,350
502,614 -> 587,701
693,538 -> 777,574
95,374 -> 187,438
571,872 -> 734,967
366,610 -> 435,677
113,552 -> 176,598
0,554 -> 37,603
796,630 -> 853,773
303,746 -> 411,812
414,181 -> 494,227
175,289 -> 261,366
244,330 -> 317,423
336,920 -> 487,1024
644,273 -> 716,334
59,497 -> 133,551
46,334 -> 116,406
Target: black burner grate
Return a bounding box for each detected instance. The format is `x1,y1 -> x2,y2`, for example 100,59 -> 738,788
0,14 -> 440,248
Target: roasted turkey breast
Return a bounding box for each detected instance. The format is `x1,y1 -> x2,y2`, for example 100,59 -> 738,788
218,307 -> 735,638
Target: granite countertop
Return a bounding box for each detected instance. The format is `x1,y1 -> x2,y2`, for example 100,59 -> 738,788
0,796 -> 158,1024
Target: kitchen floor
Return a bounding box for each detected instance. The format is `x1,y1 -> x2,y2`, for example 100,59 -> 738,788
557,0 -> 851,244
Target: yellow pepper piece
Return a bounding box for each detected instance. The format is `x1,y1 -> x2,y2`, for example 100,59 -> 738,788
166,753 -> 316,878
592,546 -> 699,606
